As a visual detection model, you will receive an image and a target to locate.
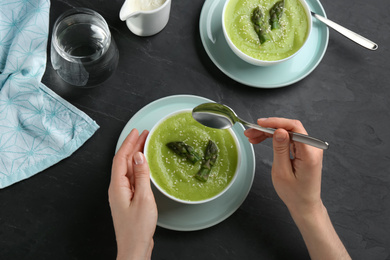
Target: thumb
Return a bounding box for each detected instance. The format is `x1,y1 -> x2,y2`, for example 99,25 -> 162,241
272,129 -> 292,172
133,152 -> 152,194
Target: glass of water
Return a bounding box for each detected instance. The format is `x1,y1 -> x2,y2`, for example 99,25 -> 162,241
51,8 -> 119,87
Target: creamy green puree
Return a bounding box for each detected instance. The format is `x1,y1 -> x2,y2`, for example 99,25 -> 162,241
146,111 -> 239,202
225,0 -> 309,61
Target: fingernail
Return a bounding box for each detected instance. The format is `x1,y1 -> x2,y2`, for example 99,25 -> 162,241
134,152 -> 144,165
275,131 -> 287,142
258,118 -> 267,122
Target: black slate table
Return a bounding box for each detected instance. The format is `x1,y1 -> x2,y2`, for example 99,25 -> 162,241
1,0 -> 389,259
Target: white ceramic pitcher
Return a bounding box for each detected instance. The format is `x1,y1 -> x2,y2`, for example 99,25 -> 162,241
120,0 -> 171,36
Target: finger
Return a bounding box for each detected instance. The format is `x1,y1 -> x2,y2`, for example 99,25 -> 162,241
127,130 -> 149,185
109,129 -> 140,207
244,128 -> 271,144
135,130 -> 149,153
272,129 -> 293,176
132,152 -> 152,196
293,142 -> 324,177
111,129 -> 140,187
248,136 -> 268,144
116,129 -> 140,158
108,176 -> 133,209
244,128 -> 267,139
257,118 -> 308,135
259,117 -> 317,160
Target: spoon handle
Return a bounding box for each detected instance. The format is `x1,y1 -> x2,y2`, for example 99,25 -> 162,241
242,120 -> 329,150
311,12 -> 378,51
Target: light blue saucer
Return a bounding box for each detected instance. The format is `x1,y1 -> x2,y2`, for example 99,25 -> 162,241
199,0 -> 329,88
116,95 -> 255,231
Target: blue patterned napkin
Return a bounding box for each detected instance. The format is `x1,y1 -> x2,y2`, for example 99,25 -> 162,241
0,0 -> 100,188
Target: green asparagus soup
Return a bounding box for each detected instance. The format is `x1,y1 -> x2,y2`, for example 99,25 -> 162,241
146,111 -> 239,202
224,0 -> 310,61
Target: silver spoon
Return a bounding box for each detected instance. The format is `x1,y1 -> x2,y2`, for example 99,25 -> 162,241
192,103 -> 329,150
311,11 -> 378,51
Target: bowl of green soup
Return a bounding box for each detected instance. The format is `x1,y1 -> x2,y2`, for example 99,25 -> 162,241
144,109 -> 241,204
222,0 -> 312,66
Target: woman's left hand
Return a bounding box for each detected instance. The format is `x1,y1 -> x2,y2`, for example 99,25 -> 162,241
109,129 -> 157,260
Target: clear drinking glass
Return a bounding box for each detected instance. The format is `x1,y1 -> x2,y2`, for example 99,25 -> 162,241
51,8 -> 119,87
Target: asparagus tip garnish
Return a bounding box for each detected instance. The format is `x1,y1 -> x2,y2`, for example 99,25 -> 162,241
269,0 -> 285,30
195,140 -> 218,182
166,141 -> 201,164
251,6 -> 270,44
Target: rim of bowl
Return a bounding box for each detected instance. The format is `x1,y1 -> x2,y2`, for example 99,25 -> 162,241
144,109 -> 242,204
222,0 -> 313,66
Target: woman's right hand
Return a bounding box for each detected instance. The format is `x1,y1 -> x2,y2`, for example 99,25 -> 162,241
245,118 -> 351,260
245,117 -> 324,216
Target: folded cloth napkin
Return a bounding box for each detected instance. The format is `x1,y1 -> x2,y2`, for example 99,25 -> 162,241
0,0 -> 99,188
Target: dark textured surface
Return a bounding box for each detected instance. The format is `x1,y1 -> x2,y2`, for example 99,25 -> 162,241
1,0 -> 389,259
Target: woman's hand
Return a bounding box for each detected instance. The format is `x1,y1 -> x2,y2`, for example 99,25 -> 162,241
245,118 -> 350,260
245,117 -> 324,216
109,129 -> 157,260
